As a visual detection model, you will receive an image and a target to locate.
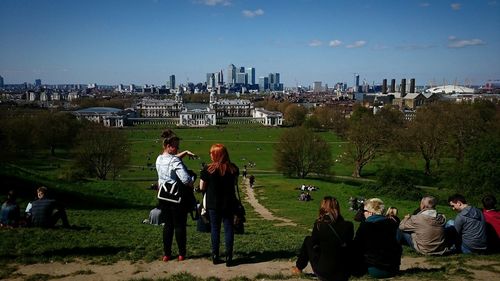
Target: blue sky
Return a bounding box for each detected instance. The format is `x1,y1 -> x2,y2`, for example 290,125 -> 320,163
1,0 -> 499,87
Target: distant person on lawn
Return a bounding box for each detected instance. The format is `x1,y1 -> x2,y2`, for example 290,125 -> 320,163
448,194 -> 488,254
292,196 -> 354,281
200,143 -> 240,267
156,129 -> 196,262
29,186 -> 69,228
1,190 -> 20,227
399,196 -> 450,255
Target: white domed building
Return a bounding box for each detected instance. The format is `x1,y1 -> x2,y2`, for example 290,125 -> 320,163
425,85 -> 475,95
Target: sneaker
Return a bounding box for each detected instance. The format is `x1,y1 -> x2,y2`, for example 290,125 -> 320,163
291,266 -> 302,275
178,255 -> 185,261
162,255 -> 170,262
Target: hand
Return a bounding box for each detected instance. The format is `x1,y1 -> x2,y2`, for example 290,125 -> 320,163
404,214 -> 411,219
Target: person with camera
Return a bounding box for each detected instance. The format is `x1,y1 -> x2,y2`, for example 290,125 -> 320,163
156,129 -> 196,262
292,196 -> 354,281
199,143 -> 239,267
352,198 -> 402,278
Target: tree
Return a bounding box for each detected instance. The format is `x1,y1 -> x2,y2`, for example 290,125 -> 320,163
35,111 -> 82,156
310,106 -> 349,137
274,127 -> 332,178
347,106 -> 403,178
73,124 -> 130,180
283,104 -> 308,127
407,103 -> 448,175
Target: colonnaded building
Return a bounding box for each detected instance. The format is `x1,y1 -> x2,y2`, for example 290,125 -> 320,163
73,92 -> 283,128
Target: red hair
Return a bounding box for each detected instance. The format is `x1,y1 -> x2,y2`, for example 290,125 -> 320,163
207,144 -> 237,176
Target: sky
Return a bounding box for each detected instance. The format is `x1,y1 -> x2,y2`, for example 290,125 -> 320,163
1,0 -> 499,87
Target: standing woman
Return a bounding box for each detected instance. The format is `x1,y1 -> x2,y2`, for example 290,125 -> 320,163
292,196 -> 354,281
199,144 -> 239,267
156,129 -> 196,262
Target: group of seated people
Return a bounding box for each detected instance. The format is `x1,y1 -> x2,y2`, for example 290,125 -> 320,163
0,186 -> 70,228
300,184 -> 318,191
298,191 -> 312,201
292,194 -> 500,281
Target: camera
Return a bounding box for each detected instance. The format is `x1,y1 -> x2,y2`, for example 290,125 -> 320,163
348,196 -> 365,212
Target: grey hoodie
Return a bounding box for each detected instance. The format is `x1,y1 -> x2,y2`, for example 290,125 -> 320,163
455,206 -> 488,251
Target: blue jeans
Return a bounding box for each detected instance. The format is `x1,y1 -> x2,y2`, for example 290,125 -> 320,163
401,231 -> 414,249
208,209 -> 234,257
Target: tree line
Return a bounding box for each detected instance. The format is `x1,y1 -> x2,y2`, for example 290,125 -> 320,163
272,100 -> 500,198
0,109 -> 129,180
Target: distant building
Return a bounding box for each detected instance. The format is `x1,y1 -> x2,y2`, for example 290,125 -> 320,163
0,75 -> 4,88
168,75 -> 176,89
209,92 -> 253,118
253,108 -> 283,126
259,77 -> 269,91
425,85 -> 475,94
35,79 -> 42,87
236,72 -> 247,85
247,67 -> 256,85
137,98 -> 182,118
73,107 -> 126,127
227,64 -> 236,85
313,81 -> 322,93
179,108 -> 216,127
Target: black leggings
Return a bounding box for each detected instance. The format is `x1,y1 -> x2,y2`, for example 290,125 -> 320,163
162,206 -> 188,257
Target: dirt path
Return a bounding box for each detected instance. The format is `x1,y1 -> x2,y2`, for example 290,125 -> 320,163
5,179 -> 500,281
242,178 -> 296,227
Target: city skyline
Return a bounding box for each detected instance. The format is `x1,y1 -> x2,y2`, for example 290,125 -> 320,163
1,0 -> 499,87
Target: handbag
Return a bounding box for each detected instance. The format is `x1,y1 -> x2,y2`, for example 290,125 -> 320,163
233,181 -> 246,235
157,181 -> 182,203
196,193 -> 211,233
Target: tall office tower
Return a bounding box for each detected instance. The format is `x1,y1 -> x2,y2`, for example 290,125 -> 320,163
382,79 -> 387,94
258,77 -> 269,91
410,78 -> 415,93
0,75 -> 4,88
218,70 -> 224,85
239,67 -> 245,73
168,75 -> 176,89
355,74 -> 360,92
401,79 -> 407,95
313,81 -> 322,92
247,67 -> 255,85
227,64 -> 236,85
206,73 -> 216,88
390,79 -> 396,92
129,84 -> 135,92
35,79 -> 42,87
118,84 -> 124,92
236,72 -> 247,85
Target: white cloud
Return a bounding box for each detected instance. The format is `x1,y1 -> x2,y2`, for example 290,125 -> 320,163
451,3 -> 461,10
309,40 -> 323,47
346,40 -> 367,48
448,35 -> 457,41
329,40 -> 342,47
419,2 -> 430,7
448,38 -> 485,48
199,0 -> 231,6
242,9 -> 264,18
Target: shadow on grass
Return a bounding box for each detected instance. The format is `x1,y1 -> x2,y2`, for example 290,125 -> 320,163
0,174 -> 150,210
233,250 -> 296,265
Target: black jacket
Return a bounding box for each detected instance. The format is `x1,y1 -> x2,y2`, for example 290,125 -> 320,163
353,214 -> 402,273
311,217 -> 354,281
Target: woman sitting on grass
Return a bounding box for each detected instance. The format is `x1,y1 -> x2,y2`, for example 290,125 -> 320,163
292,196 -> 354,281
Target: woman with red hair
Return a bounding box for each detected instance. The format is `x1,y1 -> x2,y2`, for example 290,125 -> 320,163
200,144 -> 239,267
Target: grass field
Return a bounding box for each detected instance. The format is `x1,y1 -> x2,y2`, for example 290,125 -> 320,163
1,124 -> 498,280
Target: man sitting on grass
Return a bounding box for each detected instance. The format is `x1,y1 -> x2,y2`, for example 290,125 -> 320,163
399,196 -> 450,255
448,194 -> 487,254
29,186 -> 70,228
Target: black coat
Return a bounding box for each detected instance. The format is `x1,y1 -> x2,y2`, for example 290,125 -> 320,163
200,165 -> 239,215
311,217 -> 354,281
353,215 -> 402,273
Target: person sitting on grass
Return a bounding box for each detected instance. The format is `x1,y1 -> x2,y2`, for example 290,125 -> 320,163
352,198 -> 402,279
448,194 -> 487,254
29,186 -> 70,228
292,196 -> 354,281
1,190 -> 20,228
399,196 -> 450,255
481,195 -> 500,253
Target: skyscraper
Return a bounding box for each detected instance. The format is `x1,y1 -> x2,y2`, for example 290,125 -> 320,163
247,67 -> 255,85
227,64 -> 236,86
259,77 -> 269,91
168,75 -> 176,89
0,75 -> 4,88
35,79 -> 42,87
